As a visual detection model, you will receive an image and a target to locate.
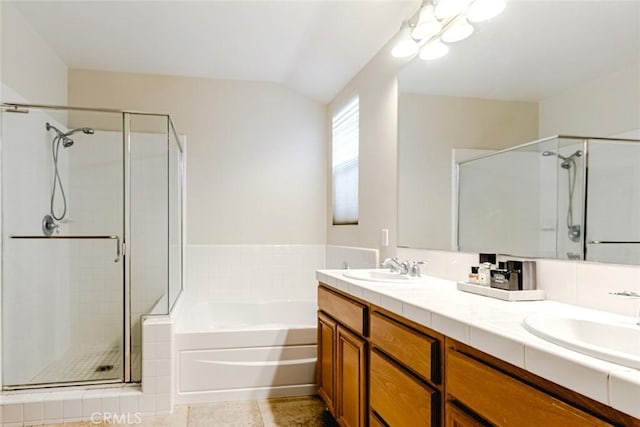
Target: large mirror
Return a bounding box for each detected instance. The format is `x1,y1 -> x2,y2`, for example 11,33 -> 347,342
397,0 -> 640,265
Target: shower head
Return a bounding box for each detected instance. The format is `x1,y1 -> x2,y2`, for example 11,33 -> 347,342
562,150 -> 583,169
541,150 -> 583,168
46,122 -> 95,148
567,150 -> 583,159
66,127 -> 95,136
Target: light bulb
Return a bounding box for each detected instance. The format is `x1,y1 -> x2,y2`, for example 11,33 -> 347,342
419,40 -> 449,60
442,17 -> 474,43
411,4 -> 443,40
391,25 -> 419,58
434,0 -> 472,20
466,0 -> 506,22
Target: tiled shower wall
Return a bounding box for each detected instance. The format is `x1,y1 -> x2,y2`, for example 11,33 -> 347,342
68,130 -> 169,360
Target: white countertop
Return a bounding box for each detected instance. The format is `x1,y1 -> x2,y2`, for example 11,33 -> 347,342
316,269 -> 640,419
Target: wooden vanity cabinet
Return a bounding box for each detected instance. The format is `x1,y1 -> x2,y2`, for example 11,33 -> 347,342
318,283 -> 640,427
445,339 -> 640,427
317,285 -> 368,427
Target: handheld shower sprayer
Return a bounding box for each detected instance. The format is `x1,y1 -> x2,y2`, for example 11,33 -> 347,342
541,148 -> 584,243
541,150 -> 583,168
45,122 -> 95,222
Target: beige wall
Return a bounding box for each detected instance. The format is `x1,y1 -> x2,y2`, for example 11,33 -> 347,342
1,3 -> 67,104
327,39 -> 411,259
69,69 -> 327,245
398,93 -> 539,249
539,62 -> 640,138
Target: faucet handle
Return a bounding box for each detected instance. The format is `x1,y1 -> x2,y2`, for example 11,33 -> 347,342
609,290 -> 640,298
409,261 -> 425,277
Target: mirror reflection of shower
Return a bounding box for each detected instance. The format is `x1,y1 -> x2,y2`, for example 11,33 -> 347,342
542,149 -> 583,243
44,122 -> 95,235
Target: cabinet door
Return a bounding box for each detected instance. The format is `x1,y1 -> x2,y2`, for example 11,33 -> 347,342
336,324 -> 367,427
446,402 -> 489,427
318,312 -> 337,415
370,350 -> 438,426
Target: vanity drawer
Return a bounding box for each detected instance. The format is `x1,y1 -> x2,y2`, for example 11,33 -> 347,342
370,311 -> 439,383
446,348 -> 613,426
370,350 -> 438,426
318,286 -> 367,336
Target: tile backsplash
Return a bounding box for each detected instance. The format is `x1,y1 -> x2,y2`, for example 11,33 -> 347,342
397,248 -> 640,317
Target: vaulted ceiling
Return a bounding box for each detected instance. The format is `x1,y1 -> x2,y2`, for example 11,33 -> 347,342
11,0 -> 419,103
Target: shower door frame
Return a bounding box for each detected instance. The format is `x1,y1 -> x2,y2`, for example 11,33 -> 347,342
0,102 -> 183,389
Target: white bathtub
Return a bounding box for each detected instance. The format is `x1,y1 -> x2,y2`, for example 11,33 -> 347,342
174,298 -> 318,404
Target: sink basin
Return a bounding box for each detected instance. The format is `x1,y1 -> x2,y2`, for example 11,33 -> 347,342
523,313 -> 640,369
343,269 -> 426,283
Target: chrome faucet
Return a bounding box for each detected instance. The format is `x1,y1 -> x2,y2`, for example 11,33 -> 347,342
409,261 -> 424,277
382,257 -> 410,275
609,290 -> 640,326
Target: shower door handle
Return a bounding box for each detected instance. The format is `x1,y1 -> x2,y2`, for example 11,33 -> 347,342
10,235 -> 122,262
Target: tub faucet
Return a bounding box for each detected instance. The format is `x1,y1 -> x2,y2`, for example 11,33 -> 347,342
609,290 -> 640,325
382,257 -> 409,274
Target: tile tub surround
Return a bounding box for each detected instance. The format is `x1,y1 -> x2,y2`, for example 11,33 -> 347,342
184,244 -> 378,301
185,245 -> 327,301
325,245 -> 379,269
317,269 -> 640,419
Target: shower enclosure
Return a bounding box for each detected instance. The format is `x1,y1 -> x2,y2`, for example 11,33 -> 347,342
457,135 -> 640,265
1,103 -> 184,389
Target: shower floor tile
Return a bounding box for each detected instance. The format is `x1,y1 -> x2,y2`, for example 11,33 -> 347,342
30,346 -> 141,385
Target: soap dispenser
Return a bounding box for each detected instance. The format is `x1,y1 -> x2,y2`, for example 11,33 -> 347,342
477,253 -> 496,286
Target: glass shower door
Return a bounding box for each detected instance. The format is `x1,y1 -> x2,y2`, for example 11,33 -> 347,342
1,107 -> 125,388
585,138 -> 640,264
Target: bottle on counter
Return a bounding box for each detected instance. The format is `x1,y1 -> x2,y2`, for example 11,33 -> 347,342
478,262 -> 492,286
468,266 -> 479,284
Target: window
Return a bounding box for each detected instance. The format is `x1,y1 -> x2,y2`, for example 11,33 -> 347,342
332,96 -> 359,225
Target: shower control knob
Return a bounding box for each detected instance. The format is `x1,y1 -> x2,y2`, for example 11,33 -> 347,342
42,214 -> 59,236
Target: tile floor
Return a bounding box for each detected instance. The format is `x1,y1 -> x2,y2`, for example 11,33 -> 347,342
46,396 -> 337,427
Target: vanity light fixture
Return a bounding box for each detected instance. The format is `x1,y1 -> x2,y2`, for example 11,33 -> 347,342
441,16 -> 475,43
419,39 -> 449,60
391,21 -> 420,58
391,0 -> 506,60
411,4 -> 442,40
